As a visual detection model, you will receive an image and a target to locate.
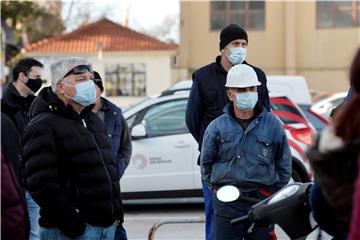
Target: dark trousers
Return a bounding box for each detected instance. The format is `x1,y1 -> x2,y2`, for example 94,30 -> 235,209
213,191 -> 274,240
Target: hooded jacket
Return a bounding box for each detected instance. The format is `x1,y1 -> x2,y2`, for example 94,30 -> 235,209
22,87 -> 123,238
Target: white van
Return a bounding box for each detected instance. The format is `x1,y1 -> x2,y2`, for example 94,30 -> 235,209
267,76 -> 312,106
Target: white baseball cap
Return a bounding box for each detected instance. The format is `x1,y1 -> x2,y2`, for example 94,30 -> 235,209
225,64 -> 261,88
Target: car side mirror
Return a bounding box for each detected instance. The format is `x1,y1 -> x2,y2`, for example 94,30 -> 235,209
131,124 -> 147,139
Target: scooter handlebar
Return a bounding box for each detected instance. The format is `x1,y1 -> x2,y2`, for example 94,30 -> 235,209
230,215 -> 249,226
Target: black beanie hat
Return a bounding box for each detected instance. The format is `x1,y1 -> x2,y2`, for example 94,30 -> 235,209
93,71 -> 104,92
219,24 -> 248,50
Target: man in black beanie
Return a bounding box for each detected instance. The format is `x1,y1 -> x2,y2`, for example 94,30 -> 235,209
185,24 -> 270,240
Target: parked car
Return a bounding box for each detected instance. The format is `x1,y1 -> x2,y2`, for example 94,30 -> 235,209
121,81 -> 313,201
298,106 -> 329,132
310,92 -> 347,119
310,90 -> 333,105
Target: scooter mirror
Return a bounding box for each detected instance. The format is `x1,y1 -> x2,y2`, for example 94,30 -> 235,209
216,185 -> 240,202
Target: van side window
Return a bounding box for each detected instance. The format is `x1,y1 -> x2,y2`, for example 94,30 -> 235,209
142,99 -> 189,138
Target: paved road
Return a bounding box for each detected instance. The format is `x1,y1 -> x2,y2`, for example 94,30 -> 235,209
122,203 -> 293,240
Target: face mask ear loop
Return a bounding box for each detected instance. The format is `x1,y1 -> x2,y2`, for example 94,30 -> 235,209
60,80 -> 76,99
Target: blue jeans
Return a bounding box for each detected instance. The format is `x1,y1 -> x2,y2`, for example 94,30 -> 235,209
39,223 -> 116,240
212,191 -> 274,240
26,191 -> 40,240
202,181 -> 214,240
114,224 -> 127,240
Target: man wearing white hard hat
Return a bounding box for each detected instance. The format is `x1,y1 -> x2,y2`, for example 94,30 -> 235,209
200,64 -> 291,240
185,25 -> 270,240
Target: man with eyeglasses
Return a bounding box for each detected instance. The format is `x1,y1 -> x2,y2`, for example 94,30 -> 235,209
22,57 -> 123,240
1,57 -> 44,240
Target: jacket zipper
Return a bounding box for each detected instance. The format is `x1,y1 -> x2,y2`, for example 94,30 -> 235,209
81,119 -> 87,128
81,118 -> 114,216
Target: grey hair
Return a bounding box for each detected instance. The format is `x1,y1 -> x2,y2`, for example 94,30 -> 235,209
50,57 -> 91,92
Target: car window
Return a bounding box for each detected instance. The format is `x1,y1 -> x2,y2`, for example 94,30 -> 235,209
142,99 -> 189,138
271,97 -> 306,124
126,114 -> 137,129
300,106 -> 327,132
123,97 -> 151,114
330,97 -> 344,107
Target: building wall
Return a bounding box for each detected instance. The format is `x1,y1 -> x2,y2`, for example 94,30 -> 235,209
180,0 -> 360,92
294,1 -> 360,92
180,1 -> 286,73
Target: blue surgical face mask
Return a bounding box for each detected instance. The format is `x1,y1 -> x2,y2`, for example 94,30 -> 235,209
63,80 -> 96,106
227,47 -> 247,65
234,92 -> 258,111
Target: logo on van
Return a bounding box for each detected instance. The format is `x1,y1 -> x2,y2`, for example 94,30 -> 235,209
132,154 -> 148,170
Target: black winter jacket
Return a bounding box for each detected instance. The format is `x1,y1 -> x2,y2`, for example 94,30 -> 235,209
1,83 -> 35,137
1,113 -> 23,181
22,87 -> 123,238
1,83 -> 35,183
1,113 -> 29,240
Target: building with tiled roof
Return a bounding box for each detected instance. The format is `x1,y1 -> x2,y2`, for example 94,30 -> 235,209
25,18 -> 177,53
24,18 -> 179,107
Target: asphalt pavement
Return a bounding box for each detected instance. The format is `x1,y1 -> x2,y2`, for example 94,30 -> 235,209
122,203 -> 294,240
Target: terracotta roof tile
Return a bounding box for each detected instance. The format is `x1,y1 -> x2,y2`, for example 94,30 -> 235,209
25,18 -> 177,53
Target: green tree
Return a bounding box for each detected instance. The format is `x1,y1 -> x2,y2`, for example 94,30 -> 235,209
1,1 -> 64,61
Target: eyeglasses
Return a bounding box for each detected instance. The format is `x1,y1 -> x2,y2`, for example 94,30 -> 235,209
93,77 -> 102,83
63,65 -> 93,78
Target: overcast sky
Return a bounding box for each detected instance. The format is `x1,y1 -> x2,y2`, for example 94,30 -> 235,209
61,0 -> 180,42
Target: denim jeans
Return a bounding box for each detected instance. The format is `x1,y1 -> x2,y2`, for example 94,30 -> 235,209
114,224 -> 127,240
26,191 -> 40,240
202,181 -> 214,240
212,191 -> 274,240
39,223 -> 116,240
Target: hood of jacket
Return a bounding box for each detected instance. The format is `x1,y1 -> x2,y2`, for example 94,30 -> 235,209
29,87 -> 94,120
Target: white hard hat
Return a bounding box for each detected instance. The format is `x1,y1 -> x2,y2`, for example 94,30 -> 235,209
225,64 -> 261,88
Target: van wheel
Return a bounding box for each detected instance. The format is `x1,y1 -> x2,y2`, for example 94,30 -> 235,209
292,167 -> 303,183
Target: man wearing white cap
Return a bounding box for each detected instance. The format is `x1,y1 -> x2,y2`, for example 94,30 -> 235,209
200,64 -> 291,240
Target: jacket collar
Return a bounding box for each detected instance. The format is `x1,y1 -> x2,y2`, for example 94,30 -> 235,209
29,87 -> 94,120
215,56 -> 251,74
223,102 -> 265,120
215,56 -> 228,74
100,97 -> 111,111
2,82 -> 35,110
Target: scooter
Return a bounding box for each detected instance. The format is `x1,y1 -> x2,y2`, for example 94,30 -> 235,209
216,182 -> 331,240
